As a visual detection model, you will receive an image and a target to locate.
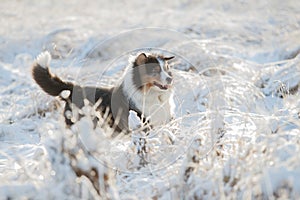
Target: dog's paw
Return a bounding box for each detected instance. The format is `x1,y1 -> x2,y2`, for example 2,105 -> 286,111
35,51 -> 51,69
128,110 -> 142,131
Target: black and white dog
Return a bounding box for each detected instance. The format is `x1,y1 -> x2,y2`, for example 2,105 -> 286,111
32,51 -> 175,133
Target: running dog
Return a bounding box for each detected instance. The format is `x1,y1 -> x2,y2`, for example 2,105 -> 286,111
32,51 -> 175,133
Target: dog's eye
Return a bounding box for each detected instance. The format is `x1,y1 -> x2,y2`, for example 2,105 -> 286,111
152,66 -> 161,73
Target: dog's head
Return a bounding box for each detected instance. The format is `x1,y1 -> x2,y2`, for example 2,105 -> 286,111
132,53 -> 175,92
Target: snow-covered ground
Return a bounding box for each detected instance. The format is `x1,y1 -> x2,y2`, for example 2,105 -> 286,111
1,0 -> 300,199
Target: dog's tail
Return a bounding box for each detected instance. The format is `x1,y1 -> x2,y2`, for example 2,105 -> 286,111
32,51 -> 73,97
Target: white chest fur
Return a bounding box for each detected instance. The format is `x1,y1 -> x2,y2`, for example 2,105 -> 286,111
136,88 -> 175,126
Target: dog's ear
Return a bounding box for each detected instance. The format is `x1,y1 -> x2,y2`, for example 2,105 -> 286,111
164,56 -> 175,61
135,53 -> 147,66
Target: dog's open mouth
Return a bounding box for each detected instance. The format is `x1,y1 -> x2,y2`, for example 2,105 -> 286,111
153,81 -> 169,90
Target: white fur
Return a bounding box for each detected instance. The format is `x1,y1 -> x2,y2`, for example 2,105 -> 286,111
60,90 -> 71,99
157,57 -> 172,86
35,51 -> 51,69
123,66 -> 175,127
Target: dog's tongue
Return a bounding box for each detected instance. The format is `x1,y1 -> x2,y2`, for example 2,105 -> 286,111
161,85 -> 168,90
154,82 -> 169,90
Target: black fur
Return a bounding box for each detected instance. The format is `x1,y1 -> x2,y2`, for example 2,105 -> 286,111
32,63 -> 120,131
32,64 -> 73,96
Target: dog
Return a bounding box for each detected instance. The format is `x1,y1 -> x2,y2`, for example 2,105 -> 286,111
32,51 -> 175,133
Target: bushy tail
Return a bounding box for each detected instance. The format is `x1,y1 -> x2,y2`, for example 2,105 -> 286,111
32,51 -> 73,97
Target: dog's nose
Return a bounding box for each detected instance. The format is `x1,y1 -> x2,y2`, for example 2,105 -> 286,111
166,77 -> 173,84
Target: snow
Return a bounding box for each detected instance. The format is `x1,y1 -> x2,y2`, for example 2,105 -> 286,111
1,0 -> 300,199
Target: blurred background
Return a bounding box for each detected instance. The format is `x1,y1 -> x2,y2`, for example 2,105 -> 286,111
1,0 -> 299,63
